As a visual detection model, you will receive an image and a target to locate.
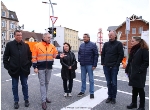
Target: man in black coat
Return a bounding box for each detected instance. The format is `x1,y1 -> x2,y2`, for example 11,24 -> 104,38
3,30 -> 32,109
101,30 -> 124,104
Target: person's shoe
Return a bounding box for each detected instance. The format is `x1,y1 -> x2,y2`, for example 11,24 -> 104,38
127,103 -> 137,109
111,98 -> 116,104
14,102 -> 19,109
90,94 -> 94,99
25,100 -> 30,107
42,102 -> 47,110
68,93 -> 72,97
77,92 -> 85,97
137,108 -> 145,110
64,93 -> 68,97
105,98 -> 112,103
46,98 -> 51,103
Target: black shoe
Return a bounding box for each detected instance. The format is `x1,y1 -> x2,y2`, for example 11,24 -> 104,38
46,98 -> 51,103
137,108 -> 145,110
42,102 -> 47,110
77,92 -> 84,97
111,98 -> 116,104
25,100 -> 29,107
14,102 -> 19,109
127,103 -> 137,109
105,98 -> 112,103
90,94 -> 94,99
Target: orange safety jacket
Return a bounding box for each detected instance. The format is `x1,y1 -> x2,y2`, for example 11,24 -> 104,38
32,40 -> 59,69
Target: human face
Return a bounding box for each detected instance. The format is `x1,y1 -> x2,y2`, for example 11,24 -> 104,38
15,32 -> 22,42
108,31 -> 116,41
63,44 -> 69,52
83,34 -> 90,42
131,38 -> 139,47
43,34 -> 51,43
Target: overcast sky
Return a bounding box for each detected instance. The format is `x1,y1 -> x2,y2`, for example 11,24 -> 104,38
3,0 -> 149,42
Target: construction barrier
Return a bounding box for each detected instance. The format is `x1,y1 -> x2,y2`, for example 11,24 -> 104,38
122,57 -> 127,69
25,41 -> 38,53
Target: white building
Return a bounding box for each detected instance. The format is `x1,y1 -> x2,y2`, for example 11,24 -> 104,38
54,26 -> 79,52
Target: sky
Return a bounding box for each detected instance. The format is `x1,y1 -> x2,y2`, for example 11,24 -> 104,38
3,0 -> 149,42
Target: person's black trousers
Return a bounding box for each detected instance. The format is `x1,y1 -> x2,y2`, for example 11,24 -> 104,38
63,79 -> 73,93
132,87 -> 145,108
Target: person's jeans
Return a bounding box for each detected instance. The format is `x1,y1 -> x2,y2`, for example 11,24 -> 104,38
103,66 -> 119,99
11,73 -> 28,102
38,69 -> 52,103
81,65 -> 94,94
63,79 -> 73,93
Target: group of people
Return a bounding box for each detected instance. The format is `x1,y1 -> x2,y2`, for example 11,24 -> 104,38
3,30 -> 149,110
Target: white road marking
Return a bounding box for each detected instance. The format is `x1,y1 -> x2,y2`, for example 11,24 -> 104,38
61,88 -> 108,110
53,73 -> 149,100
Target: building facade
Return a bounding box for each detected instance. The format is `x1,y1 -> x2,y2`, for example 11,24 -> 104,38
1,1 -> 19,52
107,14 -> 149,52
54,26 -> 79,52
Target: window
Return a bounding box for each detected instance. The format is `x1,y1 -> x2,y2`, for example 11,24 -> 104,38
1,20 -> 6,27
10,22 -> 15,29
2,32 -> 6,40
2,11 -> 6,17
138,27 -> 143,34
132,28 -> 136,34
11,14 -> 14,18
10,32 -> 14,39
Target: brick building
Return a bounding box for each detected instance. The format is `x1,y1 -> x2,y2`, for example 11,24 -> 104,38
107,14 -> 149,52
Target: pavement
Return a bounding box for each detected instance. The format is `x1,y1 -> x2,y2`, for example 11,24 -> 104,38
1,54 -> 149,110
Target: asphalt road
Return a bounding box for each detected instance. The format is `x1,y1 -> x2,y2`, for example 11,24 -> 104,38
1,55 -> 149,110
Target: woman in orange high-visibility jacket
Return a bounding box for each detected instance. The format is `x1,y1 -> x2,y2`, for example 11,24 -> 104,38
32,33 -> 64,110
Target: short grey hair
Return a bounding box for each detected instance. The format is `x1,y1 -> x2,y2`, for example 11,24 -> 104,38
83,33 -> 90,38
110,30 -> 117,37
43,33 -> 51,38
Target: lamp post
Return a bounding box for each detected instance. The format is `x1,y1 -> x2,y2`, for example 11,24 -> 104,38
42,1 -> 57,28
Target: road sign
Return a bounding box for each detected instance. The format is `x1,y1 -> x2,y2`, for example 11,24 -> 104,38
126,17 -> 130,31
50,16 -> 58,24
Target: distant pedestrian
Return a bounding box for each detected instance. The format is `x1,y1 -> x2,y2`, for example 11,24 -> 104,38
125,37 -> 149,110
77,33 -> 98,99
3,30 -> 32,109
60,42 -> 77,97
101,30 -> 124,104
32,33 -> 65,110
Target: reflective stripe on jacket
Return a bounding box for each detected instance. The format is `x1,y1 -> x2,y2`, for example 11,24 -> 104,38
32,41 -> 58,69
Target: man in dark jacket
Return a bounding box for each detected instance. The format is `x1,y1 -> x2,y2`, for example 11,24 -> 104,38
3,30 -> 32,109
77,33 -> 98,99
101,30 -> 124,104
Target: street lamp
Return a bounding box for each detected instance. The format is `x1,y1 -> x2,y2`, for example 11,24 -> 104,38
42,1 -> 57,28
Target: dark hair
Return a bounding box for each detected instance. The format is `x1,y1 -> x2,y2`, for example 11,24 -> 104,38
133,37 -> 149,50
63,42 -> 71,51
14,30 -> 21,35
83,33 -> 90,38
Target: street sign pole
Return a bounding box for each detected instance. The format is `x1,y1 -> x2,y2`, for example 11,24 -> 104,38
126,17 -> 130,64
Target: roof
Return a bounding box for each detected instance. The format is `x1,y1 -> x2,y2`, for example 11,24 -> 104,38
21,31 -> 43,41
8,10 -> 19,22
107,26 -> 118,31
115,14 -> 149,30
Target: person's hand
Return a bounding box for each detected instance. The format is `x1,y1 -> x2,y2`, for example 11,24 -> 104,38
68,66 -> 72,69
60,53 -> 67,58
34,68 -> 38,74
92,67 -> 96,70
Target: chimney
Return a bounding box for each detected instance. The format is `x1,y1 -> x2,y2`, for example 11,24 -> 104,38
139,16 -> 142,19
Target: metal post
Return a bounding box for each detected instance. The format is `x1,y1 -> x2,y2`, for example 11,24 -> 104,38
49,0 -> 54,44
126,30 -> 129,64
49,4 -> 50,28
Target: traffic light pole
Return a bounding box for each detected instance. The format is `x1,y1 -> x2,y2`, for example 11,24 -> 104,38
49,0 -> 54,39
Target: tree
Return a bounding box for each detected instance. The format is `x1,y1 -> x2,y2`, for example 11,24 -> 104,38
32,30 -> 34,32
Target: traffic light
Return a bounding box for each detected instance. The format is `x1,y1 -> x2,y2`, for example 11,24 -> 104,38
48,27 -> 52,34
53,28 -> 56,37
